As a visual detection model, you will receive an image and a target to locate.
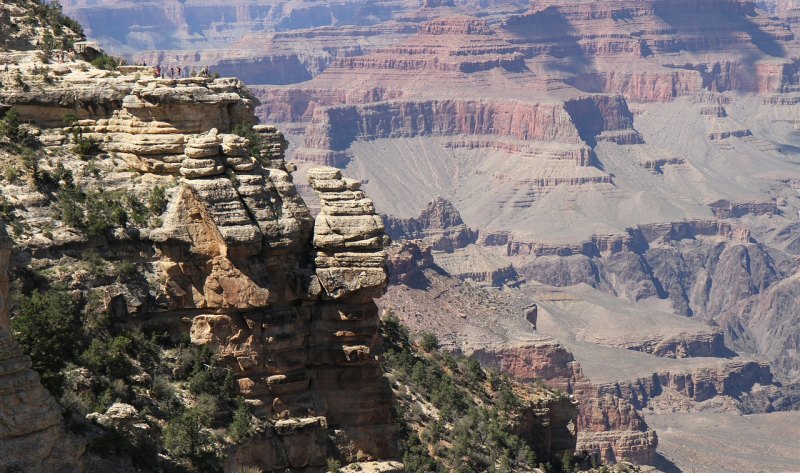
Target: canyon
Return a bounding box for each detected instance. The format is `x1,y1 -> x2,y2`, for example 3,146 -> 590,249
21,0 -> 800,471
0,2 -> 582,471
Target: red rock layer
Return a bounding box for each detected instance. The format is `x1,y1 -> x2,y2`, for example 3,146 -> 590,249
292,96 -> 639,162
473,343 -> 658,464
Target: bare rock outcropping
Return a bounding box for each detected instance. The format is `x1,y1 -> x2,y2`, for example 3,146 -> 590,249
474,343 -> 658,464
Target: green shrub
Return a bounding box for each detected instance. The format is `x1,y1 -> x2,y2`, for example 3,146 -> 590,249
0,107 -> 21,139
164,408 -> 218,470
91,54 -> 119,71
62,112 -> 78,128
31,0 -> 85,37
231,122 -> 263,162
0,195 -> 17,223
381,311 -> 410,346
402,431 -> 440,472
148,185 -> 168,216
325,458 -> 342,472
84,190 -> 128,236
11,289 -> 83,395
124,192 -> 149,226
465,358 -> 485,385
2,165 -> 22,183
72,134 -> 99,159
420,332 -> 440,352
188,365 -> 238,416
40,30 -> 55,57
114,260 -> 138,282
81,336 -> 135,379
57,184 -> 85,228
228,401 -> 253,444
20,148 -> 40,179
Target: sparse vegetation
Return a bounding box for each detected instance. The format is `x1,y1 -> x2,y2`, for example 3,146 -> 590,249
10,289 -> 82,396
62,114 -> 100,159
0,107 -> 22,141
30,0 -> 85,38
72,133 -> 100,159
84,190 -> 128,236
90,53 -> 120,71
148,185 -> 168,215
40,29 -> 55,57
419,331 -> 440,352
0,107 -> 38,147
55,184 -> 170,235
9,275 -> 250,472
380,312 -> 610,473
326,458 -> 342,472
228,401 -> 255,444
164,408 -> 218,471
382,313 -> 541,472
232,122 -> 264,163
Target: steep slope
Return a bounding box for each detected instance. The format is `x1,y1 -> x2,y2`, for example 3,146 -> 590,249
379,313 -> 579,472
381,240 -> 793,465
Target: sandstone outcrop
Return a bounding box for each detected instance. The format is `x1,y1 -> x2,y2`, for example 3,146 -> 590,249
597,360 -> 774,407
513,390 -> 580,461
386,240 -> 434,286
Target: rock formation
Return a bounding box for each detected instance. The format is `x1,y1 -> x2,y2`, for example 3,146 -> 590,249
0,26 -> 397,470
384,197 -> 477,251
13,1 -> 800,470
473,343 -> 658,464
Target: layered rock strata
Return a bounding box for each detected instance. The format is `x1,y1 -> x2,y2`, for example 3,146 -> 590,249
382,246 -> 659,464
383,197 -> 477,251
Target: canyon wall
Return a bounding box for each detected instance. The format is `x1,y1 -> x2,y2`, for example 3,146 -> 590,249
503,222 -> 800,379
288,95 -> 639,166
384,197 -> 477,251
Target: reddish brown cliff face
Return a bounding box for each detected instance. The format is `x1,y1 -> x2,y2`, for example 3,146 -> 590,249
474,343 -> 658,464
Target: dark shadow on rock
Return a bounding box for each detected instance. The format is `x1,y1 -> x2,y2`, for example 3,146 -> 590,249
654,453 -> 683,473
502,6 -> 593,75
